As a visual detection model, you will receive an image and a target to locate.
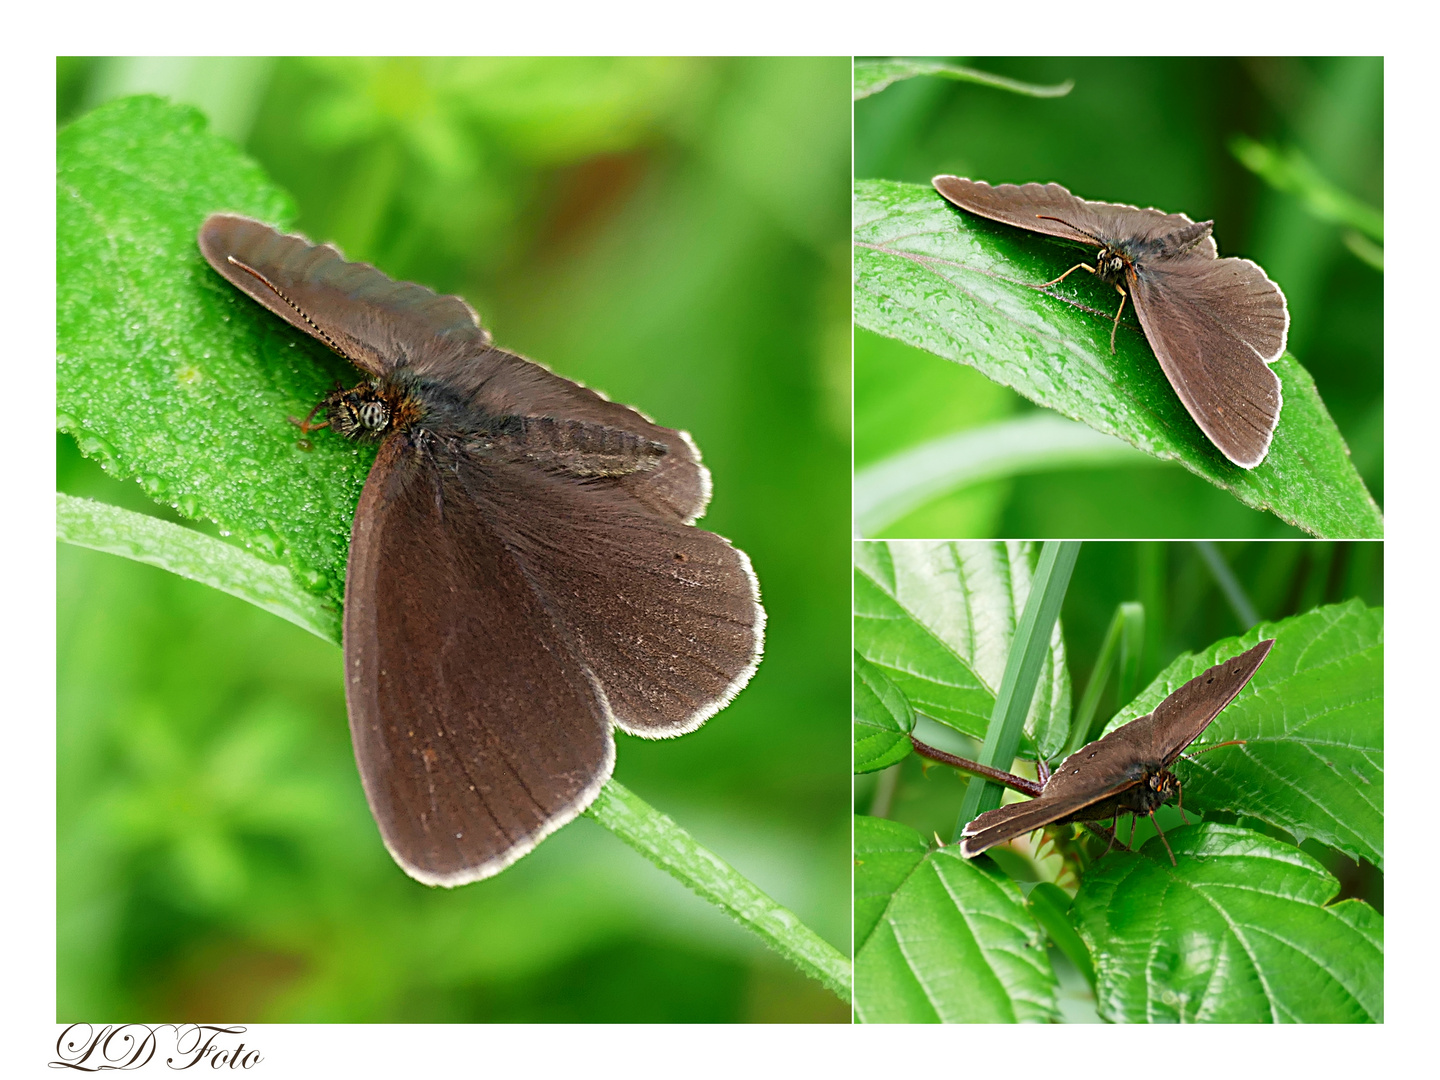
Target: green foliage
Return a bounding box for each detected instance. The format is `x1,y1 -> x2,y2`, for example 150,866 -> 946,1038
1074,824 -> 1382,1022
853,654 -> 915,773
853,816 -> 1059,1023
853,59 -> 1072,102
854,56 -> 1383,538
852,542 -> 1383,1024
958,541 -> 1079,827
854,180 -> 1382,539
58,95 -> 363,606
1129,601 -> 1384,869
57,58 -> 852,1023
853,541 -> 1071,759
58,493 -> 339,641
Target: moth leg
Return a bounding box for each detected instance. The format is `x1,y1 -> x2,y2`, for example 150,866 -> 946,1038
287,397 -> 334,452
1150,811 -> 1177,866
1125,811 -> 1138,851
1036,756 -> 1051,786
1102,813 -> 1119,856
1038,262 -> 1096,289
1108,285 -> 1128,354
1176,782 -> 1189,826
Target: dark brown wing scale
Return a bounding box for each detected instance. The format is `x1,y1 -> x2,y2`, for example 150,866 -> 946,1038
198,214 -> 764,886
930,177 -> 1287,469
959,639 -> 1273,859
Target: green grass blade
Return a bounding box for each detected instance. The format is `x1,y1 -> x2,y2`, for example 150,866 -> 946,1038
56,493 -> 339,642
955,540 -> 1080,837
853,413 -> 1156,537
854,59 -> 1073,101
587,781 -> 852,1002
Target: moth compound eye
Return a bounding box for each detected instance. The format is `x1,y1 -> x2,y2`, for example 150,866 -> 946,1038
359,399 -> 389,430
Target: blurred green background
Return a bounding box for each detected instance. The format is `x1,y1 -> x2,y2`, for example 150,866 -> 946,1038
57,57 -> 851,1022
855,57 -> 1383,538
856,540 -> 1384,916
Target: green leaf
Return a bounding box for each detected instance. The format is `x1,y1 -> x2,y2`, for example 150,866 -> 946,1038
1114,600 -> 1384,870
1073,823 -> 1382,1022
1065,600 -> 1146,756
56,493 -> 339,642
853,540 -> 1071,759
853,59 -> 1073,102
588,782 -> 851,1003
853,179 -> 1384,540
58,95 -> 374,608
854,815 -> 1059,1023
854,652 -> 916,774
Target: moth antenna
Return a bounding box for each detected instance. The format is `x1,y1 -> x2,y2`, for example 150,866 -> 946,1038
1150,812 -> 1177,866
1035,214 -> 1105,245
1187,738 -> 1248,758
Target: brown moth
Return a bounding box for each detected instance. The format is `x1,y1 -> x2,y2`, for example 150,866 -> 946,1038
199,214 -> 765,887
959,639 -> 1273,864
933,177 -> 1288,470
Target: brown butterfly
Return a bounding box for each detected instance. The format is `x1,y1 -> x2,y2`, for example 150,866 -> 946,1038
955,639 -> 1273,864
932,177 -> 1288,470
198,214 -> 765,886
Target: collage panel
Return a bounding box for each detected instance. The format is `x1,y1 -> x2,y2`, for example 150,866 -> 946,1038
56,57 -> 851,1025
852,540 -> 1383,1023
45,51 -> 1391,1048
854,57 -> 1382,540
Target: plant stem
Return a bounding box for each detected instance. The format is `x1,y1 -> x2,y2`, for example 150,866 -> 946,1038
586,780 -> 852,1001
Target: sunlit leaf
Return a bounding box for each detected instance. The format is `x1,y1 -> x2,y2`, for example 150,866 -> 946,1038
853,59 -> 1073,102
1112,600 -> 1384,869
854,653 -> 916,774
853,540 -> 1071,758
854,816 -> 1059,1022
1073,823 -> 1382,1022
58,95 -> 367,607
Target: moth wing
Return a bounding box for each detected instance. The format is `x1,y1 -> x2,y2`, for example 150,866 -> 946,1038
932,176 -> 1217,256
199,214 -> 487,377
1144,638 -> 1275,765
960,786 -> 1131,858
343,437 -> 614,887
466,458 -> 765,736
1130,257 -> 1288,468
933,176 -> 1106,246
200,214 -> 710,522
428,346 -> 714,525
1040,712 -> 1168,801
